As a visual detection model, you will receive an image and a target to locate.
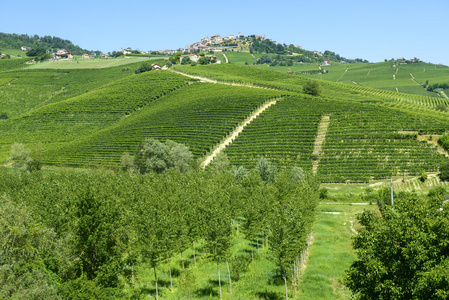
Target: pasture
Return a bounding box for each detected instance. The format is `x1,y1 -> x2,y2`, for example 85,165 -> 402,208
27,56 -> 156,69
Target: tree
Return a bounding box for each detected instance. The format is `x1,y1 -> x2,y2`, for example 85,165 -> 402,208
345,191 -> 449,299
209,152 -> 230,173
181,56 -> 191,65
173,51 -> 183,63
198,56 -> 211,65
120,152 -> 134,171
166,140 -> 193,173
135,62 -> 152,74
133,138 -> 193,174
256,156 -> 277,183
134,138 -> 169,174
439,161 -> 449,181
8,143 -> 41,173
26,47 -> 47,57
303,80 -> 322,96
0,196 -> 59,299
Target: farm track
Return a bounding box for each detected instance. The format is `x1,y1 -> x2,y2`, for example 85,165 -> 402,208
223,53 -> 229,63
440,90 -> 448,99
171,69 -> 279,90
312,115 -> 330,174
200,98 -> 281,168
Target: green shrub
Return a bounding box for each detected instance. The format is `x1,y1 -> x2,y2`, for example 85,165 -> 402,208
303,80 -> 322,96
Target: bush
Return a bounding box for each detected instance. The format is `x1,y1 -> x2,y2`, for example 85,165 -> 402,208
181,57 -> 191,65
435,103 -> 448,112
8,143 -> 41,173
419,171 -> 428,182
135,62 -> 152,74
0,112 -> 8,120
319,187 -> 328,199
303,80 -> 322,96
439,161 -> 449,181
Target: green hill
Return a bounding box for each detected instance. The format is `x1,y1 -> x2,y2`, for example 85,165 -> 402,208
0,32 -> 95,55
223,51 -> 449,98
1,60 -> 448,182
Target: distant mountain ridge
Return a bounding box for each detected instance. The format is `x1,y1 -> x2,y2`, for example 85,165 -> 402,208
0,32 -> 96,55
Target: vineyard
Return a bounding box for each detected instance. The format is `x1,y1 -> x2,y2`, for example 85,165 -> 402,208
45,83 -> 286,166
222,95 -> 448,182
0,61 -> 448,182
0,70 -> 192,161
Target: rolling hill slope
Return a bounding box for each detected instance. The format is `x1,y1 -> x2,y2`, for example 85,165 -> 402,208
1,61 -> 448,182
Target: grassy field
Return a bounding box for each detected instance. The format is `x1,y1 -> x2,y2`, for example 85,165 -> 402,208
223,52 -> 448,98
27,57 -> 156,69
0,48 -> 27,58
298,203 -> 377,299
118,203 -> 375,299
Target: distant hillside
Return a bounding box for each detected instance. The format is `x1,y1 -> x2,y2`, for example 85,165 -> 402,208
0,32 -> 95,55
187,34 -> 367,64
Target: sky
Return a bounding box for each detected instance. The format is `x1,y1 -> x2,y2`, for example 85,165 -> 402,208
1,0 -> 448,65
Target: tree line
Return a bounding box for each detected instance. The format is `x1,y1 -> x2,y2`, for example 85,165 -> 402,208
0,32 -> 94,55
1,139 -> 319,299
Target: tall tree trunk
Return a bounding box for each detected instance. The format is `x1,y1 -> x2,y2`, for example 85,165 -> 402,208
284,272 -> 288,300
203,239 -> 206,258
262,233 -> 265,249
154,266 -> 159,300
251,243 -> 254,261
169,257 -> 173,292
217,260 -> 222,300
227,261 -> 232,294
181,251 -> 185,270
193,243 -> 196,267
132,263 -> 134,284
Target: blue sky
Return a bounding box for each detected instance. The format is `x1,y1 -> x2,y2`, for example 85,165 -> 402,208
1,0 -> 448,65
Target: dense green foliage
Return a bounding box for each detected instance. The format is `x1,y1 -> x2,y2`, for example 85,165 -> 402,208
438,133 -> 449,151
45,83 -> 284,166
0,32 -> 94,55
0,164 -> 319,299
346,188 -> 449,299
1,62 -> 448,182
303,80 -> 322,96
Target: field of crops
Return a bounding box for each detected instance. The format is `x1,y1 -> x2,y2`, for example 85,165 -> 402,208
0,60 -> 157,118
223,52 -> 449,98
1,60 -> 448,182
29,57 -> 157,69
0,70 -> 192,162
45,83 -> 285,166
223,94 -> 447,182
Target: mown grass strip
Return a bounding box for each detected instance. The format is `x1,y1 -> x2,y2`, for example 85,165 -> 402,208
299,203 -> 376,300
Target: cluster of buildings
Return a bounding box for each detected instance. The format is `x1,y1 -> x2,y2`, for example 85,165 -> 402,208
185,33 -> 240,52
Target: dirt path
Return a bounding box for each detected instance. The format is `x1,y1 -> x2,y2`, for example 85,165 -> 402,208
409,73 -> 421,86
336,69 -> 348,82
171,69 -> 277,90
200,99 -> 280,168
312,115 -> 331,174
393,74 -> 396,80
223,53 -> 229,63
440,90 -> 449,99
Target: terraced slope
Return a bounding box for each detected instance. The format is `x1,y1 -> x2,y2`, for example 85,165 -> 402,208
0,71 -> 192,161
0,61 -> 152,118
45,83 -> 285,166
1,63 -> 448,182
